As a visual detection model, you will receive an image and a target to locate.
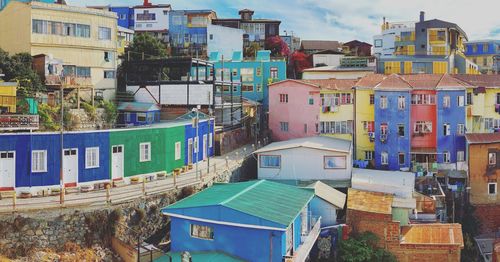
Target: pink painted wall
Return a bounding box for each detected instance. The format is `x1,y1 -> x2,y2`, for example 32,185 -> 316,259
269,80 -> 320,141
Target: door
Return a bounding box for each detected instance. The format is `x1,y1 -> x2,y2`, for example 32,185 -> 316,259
203,134 -> 207,160
0,151 -> 15,189
111,145 -> 124,180
187,139 -> 193,164
63,148 -> 78,187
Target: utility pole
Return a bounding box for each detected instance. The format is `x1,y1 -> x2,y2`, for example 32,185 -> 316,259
193,106 -> 200,178
207,91 -> 211,173
59,85 -> 64,205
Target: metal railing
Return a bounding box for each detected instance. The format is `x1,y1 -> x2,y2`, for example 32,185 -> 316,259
286,217 -> 322,262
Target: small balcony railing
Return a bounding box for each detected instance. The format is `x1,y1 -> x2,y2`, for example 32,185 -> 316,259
284,216 -> 321,262
45,75 -> 92,87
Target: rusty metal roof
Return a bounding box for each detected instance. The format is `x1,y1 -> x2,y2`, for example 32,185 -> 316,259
466,133 -> 500,144
347,188 -> 393,215
303,79 -> 358,91
301,40 -> 342,51
401,223 -> 464,247
453,74 -> 500,88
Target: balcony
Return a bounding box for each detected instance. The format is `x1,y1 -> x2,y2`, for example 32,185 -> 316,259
284,217 -> 321,262
45,75 -> 93,88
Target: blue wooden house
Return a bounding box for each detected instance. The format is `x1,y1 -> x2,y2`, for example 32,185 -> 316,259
161,180 -> 322,262
118,102 -> 161,126
177,111 -> 215,165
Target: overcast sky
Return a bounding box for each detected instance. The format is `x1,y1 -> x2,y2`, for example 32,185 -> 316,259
69,0 -> 500,43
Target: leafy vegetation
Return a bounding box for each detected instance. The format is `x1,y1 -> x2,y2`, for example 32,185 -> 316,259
81,102 -> 96,121
0,49 -> 44,96
339,232 -> 397,262
456,203 -> 481,261
123,33 -> 167,61
99,100 -> 118,127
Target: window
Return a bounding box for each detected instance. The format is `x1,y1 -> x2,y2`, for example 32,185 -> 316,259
369,94 -> 375,105
443,151 -> 450,163
240,68 -> 254,82
76,67 -> 91,77
380,96 -> 387,109
308,96 -> 314,105
125,113 -> 131,122
32,150 -> 47,173
398,152 -> 405,165
365,151 -> 374,160
85,147 -> 99,169
104,70 -> 115,79
270,67 -> 278,79
319,121 -> 353,134
260,155 -> 281,168
175,142 -> 181,160
380,123 -> 388,135
279,94 -> 288,103
457,96 -> 465,107
411,94 -> 436,105
443,123 -> 450,136
465,92 -> 472,105
194,137 -> 199,153
443,96 -> 451,108
381,152 -> 388,165
242,84 -> 254,92
489,152 -> 496,165
457,124 -> 465,135
137,10 -> 156,21
256,84 -> 262,92
137,113 -> 147,122
414,121 -> 432,133
190,224 -> 214,240
374,39 -> 383,47
457,151 -> 465,162
209,34 -> 213,40
398,96 -> 405,110
398,124 -> 405,137
280,122 -> 289,132
32,19 -> 90,38
324,156 -> 346,169
98,27 -> 112,40
304,124 -> 308,134
139,142 -> 151,162
483,44 -> 489,53
488,183 -> 497,195
497,93 -> 500,105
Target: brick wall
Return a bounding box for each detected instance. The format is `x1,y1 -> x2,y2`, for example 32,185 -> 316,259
474,204 -> 500,234
389,244 -> 461,262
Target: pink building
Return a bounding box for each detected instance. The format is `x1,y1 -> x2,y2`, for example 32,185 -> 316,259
269,79 -> 320,141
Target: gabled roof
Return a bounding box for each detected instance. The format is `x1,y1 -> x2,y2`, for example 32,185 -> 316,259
301,40 -> 342,51
374,74 -> 412,90
452,75 -> 500,88
436,74 -> 471,89
305,181 -> 346,209
417,19 -> 468,40
347,188 -> 393,215
465,133 -> 500,144
343,40 -> 372,47
176,111 -> 211,120
268,79 -> 320,89
117,102 -> 160,112
163,180 -> 314,227
405,74 -> 442,89
354,74 -> 385,88
253,136 -> 352,154
303,79 -> 358,91
401,223 -> 464,247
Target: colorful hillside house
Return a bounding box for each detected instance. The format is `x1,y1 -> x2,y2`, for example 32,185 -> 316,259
118,102 -> 161,126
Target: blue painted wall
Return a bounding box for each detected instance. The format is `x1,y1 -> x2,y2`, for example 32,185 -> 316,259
374,91 -> 411,170
184,119 -> 215,164
465,41 -> 500,56
110,6 -> 135,29
436,90 -> 466,163
121,111 -> 160,126
309,197 -> 337,227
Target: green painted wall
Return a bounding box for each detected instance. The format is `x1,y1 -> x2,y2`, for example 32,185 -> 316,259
109,125 -> 185,178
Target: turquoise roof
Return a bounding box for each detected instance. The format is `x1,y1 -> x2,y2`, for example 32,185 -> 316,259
231,51 -> 243,62
162,180 -> 314,227
154,251 -> 244,262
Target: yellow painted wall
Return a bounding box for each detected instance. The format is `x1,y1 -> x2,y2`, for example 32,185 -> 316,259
467,88 -> 500,133
432,61 -> 448,74
319,89 -> 354,141
404,61 -> 412,74
0,83 -> 17,113
354,88 -> 375,160
0,2 -> 32,54
384,61 -> 401,74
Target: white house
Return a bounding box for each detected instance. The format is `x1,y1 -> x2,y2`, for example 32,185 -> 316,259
134,1 -> 171,42
127,84 -> 214,106
254,136 -> 352,184
207,24 -> 244,60
304,181 -> 346,227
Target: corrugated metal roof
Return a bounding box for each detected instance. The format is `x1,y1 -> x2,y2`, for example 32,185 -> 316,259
117,102 -> 160,112
466,133 -> 500,144
254,136 -> 352,154
163,180 -> 314,227
352,168 -> 415,199
303,79 -> 358,91
305,181 -> 346,209
401,223 -> 464,247
347,188 -> 393,215
301,40 -> 342,51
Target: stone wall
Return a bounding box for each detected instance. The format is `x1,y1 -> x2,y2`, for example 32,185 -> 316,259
68,108 -> 107,131
0,166 -> 239,259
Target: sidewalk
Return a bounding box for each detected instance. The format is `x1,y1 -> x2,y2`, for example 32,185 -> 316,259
0,144 -> 257,214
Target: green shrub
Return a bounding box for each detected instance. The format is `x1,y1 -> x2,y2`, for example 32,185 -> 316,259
100,100 -> 118,126
339,231 -> 396,262
81,102 -> 96,121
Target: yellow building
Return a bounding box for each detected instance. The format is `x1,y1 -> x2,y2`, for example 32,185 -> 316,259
0,81 -> 17,113
0,1 -> 118,100
304,79 -> 358,141
117,26 -> 134,57
455,75 -> 500,133
353,74 -> 384,161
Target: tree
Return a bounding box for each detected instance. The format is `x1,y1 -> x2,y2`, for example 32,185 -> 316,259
456,203 -> 481,261
0,48 -> 44,96
123,33 -> 167,61
339,232 -> 397,262
244,42 -> 262,58
265,36 -> 290,57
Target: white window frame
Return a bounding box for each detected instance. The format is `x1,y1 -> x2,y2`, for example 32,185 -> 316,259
380,96 -> 387,109
31,150 -> 47,173
139,142 -> 151,162
190,224 -> 214,240
175,142 -> 181,160
457,124 -> 465,135
443,151 -> 451,163
457,151 -> 465,162
444,123 -> 450,136
488,152 -> 496,165
381,152 -> 388,165
457,95 -> 465,107
398,96 -> 405,110
85,147 -> 100,169
194,137 -> 199,153
365,151 -> 374,160
488,183 -> 497,195
443,95 -> 451,108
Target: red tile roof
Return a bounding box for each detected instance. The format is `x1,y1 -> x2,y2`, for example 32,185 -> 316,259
355,74 -> 385,88
465,133 -> 500,144
303,79 -> 357,91
375,74 -> 412,90
405,74 -> 442,89
437,74 -> 472,89
401,223 -> 464,247
452,75 -> 500,87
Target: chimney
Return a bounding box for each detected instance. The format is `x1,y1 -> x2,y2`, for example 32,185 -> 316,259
143,0 -> 152,6
420,11 -> 425,22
